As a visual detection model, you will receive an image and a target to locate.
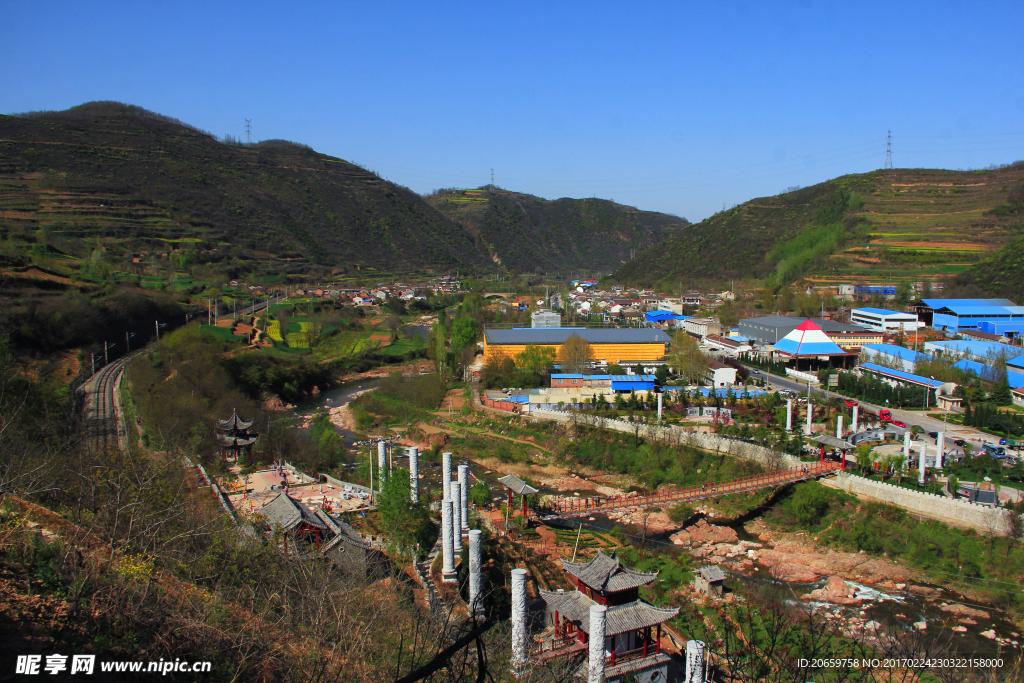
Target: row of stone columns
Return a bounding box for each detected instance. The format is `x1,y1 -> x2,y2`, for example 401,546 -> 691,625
441,453 -> 473,586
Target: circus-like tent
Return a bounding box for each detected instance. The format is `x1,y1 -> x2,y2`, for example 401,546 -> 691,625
771,320 -> 855,369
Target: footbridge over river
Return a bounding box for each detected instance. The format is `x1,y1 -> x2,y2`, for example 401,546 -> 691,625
538,462 -> 842,519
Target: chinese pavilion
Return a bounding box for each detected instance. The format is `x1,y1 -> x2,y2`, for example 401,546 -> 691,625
216,410 -> 258,461
497,473 -> 539,519
540,551 -> 678,682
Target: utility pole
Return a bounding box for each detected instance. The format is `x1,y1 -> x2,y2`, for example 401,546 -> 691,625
885,130 -> 893,170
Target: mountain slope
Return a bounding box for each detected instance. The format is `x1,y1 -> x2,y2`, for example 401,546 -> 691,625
0,102 -> 489,277
426,187 -> 688,274
615,164 -> 1024,288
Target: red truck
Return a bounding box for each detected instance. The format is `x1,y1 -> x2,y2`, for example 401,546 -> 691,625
879,409 -> 893,423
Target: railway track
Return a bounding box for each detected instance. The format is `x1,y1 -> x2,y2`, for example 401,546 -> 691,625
82,351 -> 140,451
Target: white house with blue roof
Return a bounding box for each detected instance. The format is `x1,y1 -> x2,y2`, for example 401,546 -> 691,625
850,307 -> 920,333
856,363 -> 957,400
951,359 -> 1024,390
924,339 -> 1021,363
912,298 -> 1024,333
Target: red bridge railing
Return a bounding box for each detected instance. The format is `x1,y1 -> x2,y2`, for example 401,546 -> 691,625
546,462 -> 840,516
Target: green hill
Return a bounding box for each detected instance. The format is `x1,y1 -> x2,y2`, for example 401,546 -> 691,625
426,187 -> 688,274
0,102 -> 490,280
615,164 -> 1024,290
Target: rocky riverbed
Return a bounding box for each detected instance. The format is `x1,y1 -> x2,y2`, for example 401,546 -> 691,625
665,516 -> 1021,652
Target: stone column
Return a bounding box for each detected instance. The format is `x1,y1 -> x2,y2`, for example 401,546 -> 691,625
837,415 -> 844,438
458,464 -> 470,532
409,447 -> 419,503
377,441 -> 387,485
852,404 -> 859,433
918,443 -> 927,485
588,604 -> 607,683
442,452 -> 453,501
903,430 -> 911,464
805,400 -> 812,435
685,640 -> 706,683
936,432 -> 945,469
451,482 -> 463,553
441,499 -> 457,583
511,568 -> 528,676
786,399 -> 793,432
657,392 -> 663,422
468,529 -> 482,618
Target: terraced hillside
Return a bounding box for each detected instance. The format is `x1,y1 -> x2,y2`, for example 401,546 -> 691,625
0,102 -> 490,281
426,187 -> 688,274
615,164 -> 1024,289
824,166 -> 1024,287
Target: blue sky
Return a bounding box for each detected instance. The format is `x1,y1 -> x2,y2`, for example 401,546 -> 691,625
3,1 -> 1023,221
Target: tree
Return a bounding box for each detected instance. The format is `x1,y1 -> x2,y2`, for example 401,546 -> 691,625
558,334 -> 592,374
515,344 -> 556,375
778,286 -> 794,311
607,363 -> 626,375
451,317 -> 479,352
481,353 -> 515,389
991,379 -> 1012,406
376,471 -> 435,555
668,330 -> 709,385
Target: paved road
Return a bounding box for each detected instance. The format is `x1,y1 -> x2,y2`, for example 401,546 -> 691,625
743,364 -> 1009,457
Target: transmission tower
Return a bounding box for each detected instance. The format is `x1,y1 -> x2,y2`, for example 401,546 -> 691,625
245,119 -> 253,145
490,168 -> 495,188
884,130 -> 893,170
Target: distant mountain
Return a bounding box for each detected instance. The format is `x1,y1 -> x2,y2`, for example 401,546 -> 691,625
614,164 -> 1024,290
0,102 -> 489,279
426,187 -> 688,274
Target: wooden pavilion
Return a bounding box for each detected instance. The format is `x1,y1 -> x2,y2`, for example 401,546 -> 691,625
497,473 -> 539,519
216,409 -> 259,461
539,550 -> 678,681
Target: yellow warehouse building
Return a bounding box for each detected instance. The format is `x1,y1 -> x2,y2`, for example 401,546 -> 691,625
482,328 -> 670,365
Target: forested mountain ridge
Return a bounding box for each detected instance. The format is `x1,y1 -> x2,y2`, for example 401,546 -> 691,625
426,187 -> 688,274
615,164 -> 1024,292
0,102 -> 490,278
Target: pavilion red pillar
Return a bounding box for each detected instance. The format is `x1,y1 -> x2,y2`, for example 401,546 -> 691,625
657,624 -> 662,654
842,450 -> 846,470
819,444 -> 824,463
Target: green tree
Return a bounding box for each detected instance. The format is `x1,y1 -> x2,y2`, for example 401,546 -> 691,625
668,331 -> 709,385
515,344 -> 556,375
451,317 -> 479,352
607,363 -> 626,375
376,470 -> 435,554
991,379 -> 1012,406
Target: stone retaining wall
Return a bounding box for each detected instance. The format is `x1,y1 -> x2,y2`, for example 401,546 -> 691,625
823,472 -> 1016,535
530,408 -> 803,470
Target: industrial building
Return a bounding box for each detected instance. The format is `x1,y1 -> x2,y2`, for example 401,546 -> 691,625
738,315 -> 868,346
482,327 -> 671,366
911,298 -> 1019,331
850,307 -> 920,333
860,343 -> 929,373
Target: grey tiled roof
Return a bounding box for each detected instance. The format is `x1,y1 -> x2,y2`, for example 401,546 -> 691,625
562,551 -> 658,592
497,473 -> 539,495
540,589 -> 679,636
218,409 -> 255,432
698,565 -> 726,582
259,493 -> 328,531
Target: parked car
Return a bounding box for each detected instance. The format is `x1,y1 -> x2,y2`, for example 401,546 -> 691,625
892,420 -> 907,428
954,439 -> 966,447
927,431 -> 938,439
999,438 -> 1008,445
844,399 -> 858,408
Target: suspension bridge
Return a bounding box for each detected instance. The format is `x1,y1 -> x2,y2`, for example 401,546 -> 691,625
540,461 -> 842,519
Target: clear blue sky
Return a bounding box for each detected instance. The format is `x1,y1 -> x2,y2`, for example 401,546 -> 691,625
3,1 -> 1023,221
